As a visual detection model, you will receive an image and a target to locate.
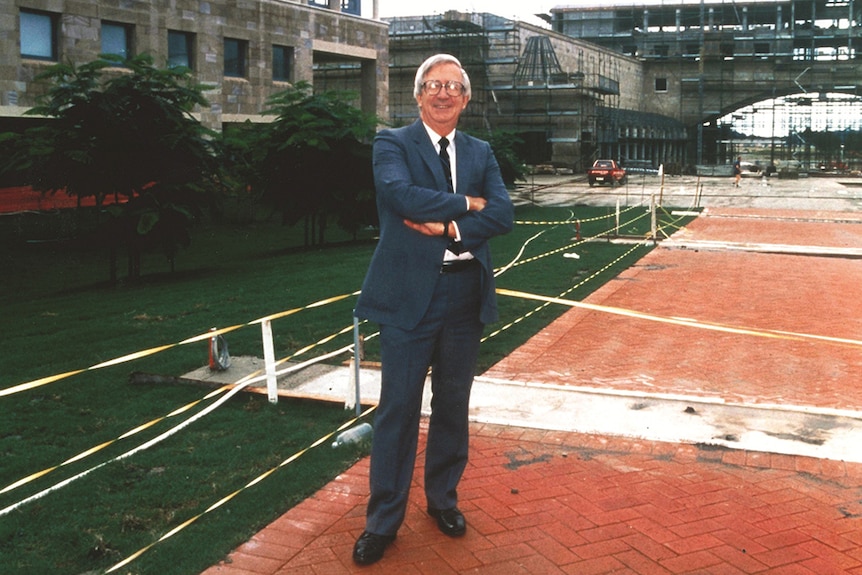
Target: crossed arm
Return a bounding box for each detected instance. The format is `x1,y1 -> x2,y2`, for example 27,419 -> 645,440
403,196 -> 487,237
372,128 -> 513,244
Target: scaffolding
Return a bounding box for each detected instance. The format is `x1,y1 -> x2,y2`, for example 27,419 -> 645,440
551,0 -> 860,63
387,12 -> 521,127
551,0 -> 862,166
513,36 -> 565,85
386,12 -> 631,170
718,93 -> 862,171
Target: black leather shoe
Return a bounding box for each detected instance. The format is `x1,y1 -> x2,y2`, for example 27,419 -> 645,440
427,506 -> 466,537
352,531 -> 395,565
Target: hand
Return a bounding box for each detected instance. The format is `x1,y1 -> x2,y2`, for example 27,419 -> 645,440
403,219 -> 447,237
467,196 -> 487,211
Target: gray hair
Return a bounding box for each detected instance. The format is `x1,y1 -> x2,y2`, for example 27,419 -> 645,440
413,54 -> 472,99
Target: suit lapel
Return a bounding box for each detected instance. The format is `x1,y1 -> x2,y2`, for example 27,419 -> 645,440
453,131 -> 471,196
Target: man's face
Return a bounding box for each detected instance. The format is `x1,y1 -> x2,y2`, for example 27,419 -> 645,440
416,62 -> 470,136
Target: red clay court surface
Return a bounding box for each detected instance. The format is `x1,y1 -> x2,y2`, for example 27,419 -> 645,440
202,207 -> 862,575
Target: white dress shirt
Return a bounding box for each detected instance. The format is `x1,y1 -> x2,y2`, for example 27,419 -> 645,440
423,124 -> 473,261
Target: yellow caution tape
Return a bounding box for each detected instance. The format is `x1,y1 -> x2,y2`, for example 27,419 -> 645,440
1,293 -> 360,397
104,405 -> 377,573
496,288 -> 862,347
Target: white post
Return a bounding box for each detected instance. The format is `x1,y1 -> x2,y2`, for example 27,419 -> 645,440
352,315 -> 362,416
650,193 -> 657,244
261,319 -> 278,404
658,163 -> 665,205
615,198 -> 620,236
346,357 -> 356,412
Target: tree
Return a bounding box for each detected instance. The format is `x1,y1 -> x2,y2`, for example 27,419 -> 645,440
0,54 -> 218,281
252,82 -> 378,245
478,129 -> 529,187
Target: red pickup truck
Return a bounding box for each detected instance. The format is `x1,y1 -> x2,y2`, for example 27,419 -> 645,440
587,159 -> 626,187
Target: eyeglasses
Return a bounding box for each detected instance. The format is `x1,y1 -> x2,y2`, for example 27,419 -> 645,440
422,80 -> 465,96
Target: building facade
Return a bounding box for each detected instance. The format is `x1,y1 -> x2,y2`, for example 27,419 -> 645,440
2,0 -> 388,133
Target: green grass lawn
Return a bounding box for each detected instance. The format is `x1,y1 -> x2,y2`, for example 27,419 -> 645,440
0,200 -> 694,574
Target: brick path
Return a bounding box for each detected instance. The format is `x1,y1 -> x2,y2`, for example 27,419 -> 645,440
202,207 -> 862,574
487,207 -> 862,411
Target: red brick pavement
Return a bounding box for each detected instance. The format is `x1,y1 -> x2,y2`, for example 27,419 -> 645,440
487,207 -> 862,410
201,208 -> 862,574
202,422 -> 862,575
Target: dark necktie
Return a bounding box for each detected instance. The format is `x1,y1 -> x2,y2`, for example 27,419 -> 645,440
438,137 -> 462,254
438,137 -> 454,194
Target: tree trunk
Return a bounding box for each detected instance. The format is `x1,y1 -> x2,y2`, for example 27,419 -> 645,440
128,244 -> 141,280
109,245 -> 118,285
317,212 -> 326,245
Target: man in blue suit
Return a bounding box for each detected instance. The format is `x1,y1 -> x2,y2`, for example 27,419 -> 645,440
352,53 -> 514,565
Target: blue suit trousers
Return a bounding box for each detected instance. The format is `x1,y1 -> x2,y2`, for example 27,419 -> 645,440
364,264 -> 483,536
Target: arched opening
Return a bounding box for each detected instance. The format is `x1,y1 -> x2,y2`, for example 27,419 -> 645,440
716,92 -> 862,173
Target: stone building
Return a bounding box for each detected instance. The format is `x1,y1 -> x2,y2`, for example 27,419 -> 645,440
1,0 -> 388,134
379,12 -> 687,172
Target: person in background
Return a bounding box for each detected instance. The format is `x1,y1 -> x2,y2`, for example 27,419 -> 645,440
351,53 -> 514,566
734,156 -> 742,187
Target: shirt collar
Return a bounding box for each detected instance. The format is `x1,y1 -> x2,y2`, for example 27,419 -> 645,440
423,123 -> 456,151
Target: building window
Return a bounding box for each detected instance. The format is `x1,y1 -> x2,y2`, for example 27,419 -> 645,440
273,45 -> 293,82
655,77 -> 668,92
20,9 -> 57,60
168,30 -> 195,70
102,21 -> 133,60
308,0 -> 360,15
224,38 -> 248,78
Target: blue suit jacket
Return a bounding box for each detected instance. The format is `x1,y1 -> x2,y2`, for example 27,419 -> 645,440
355,120 -> 514,330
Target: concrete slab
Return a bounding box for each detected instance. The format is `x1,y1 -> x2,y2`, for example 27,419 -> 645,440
469,377 -> 862,463
184,355 -> 862,464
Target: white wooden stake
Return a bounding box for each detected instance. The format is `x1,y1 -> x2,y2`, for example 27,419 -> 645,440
261,319 -> 278,404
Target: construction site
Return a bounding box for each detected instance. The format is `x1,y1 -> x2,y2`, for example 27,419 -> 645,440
550,0 -> 862,172
312,9 -> 692,173
379,11 -> 689,173
318,0 -> 861,174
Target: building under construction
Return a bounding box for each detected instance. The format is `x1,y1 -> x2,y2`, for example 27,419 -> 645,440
381,12 -> 688,172
350,0 -> 861,172
550,0 -> 859,63
549,0 -> 862,168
